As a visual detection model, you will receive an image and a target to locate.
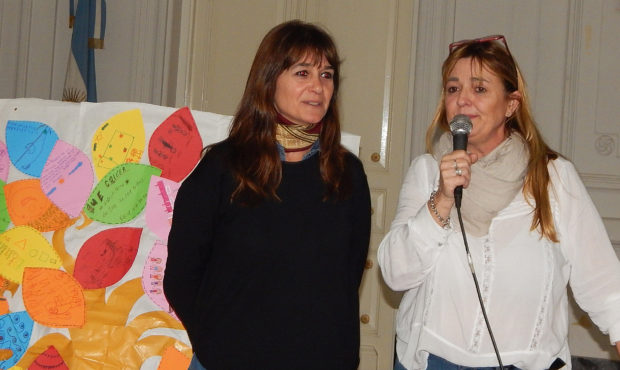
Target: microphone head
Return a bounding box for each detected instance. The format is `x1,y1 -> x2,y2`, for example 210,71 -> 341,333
449,114 -> 473,135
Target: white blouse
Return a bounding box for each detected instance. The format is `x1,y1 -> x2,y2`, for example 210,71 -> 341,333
378,155 -> 620,370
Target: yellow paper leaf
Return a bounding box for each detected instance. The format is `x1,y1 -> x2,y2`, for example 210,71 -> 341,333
91,109 -> 145,180
0,226 -> 62,283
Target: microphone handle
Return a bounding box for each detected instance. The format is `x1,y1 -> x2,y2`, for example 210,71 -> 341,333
452,133 -> 468,151
452,133 -> 467,209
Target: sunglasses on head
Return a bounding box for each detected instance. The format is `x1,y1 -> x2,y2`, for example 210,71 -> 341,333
449,34 -> 510,55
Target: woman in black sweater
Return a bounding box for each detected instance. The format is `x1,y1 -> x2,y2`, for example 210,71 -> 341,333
163,20 -> 371,370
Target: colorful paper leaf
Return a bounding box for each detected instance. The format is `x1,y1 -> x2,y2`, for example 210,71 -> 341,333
0,300 -> 8,316
0,141 -> 10,182
0,226 -> 62,284
145,176 -> 180,241
0,348 -> 11,361
40,140 -> 94,218
3,179 -> 72,232
142,241 -> 178,320
0,180 -> 11,232
83,163 -> 162,224
0,311 -> 34,369
157,345 -> 190,370
5,120 -> 58,177
22,268 -> 85,328
91,109 -> 145,179
73,227 -> 143,289
27,345 -> 69,370
148,106 -> 203,181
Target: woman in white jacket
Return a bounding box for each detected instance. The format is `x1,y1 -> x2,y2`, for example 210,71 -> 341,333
378,35 -> 620,369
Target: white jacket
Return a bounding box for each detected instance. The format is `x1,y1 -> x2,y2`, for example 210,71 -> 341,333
378,154 -> 620,369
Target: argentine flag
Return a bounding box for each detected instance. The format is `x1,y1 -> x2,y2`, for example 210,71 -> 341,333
63,0 -> 106,102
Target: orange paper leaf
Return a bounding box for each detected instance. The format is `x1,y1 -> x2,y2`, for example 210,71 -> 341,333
157,345 -> 191,370
4,179 -> 72,232
0,299 -> 8,315
0,348 -> 12,361
22,267 -> 85,328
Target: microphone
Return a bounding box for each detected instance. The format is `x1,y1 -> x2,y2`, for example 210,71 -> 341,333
449,114 -> 472,209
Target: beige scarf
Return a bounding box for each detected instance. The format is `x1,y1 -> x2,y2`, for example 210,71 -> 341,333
275,113 -> 321,152
434,131 -> 529,236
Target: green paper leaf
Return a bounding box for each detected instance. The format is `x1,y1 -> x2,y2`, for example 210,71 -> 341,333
84,163 -> 161,224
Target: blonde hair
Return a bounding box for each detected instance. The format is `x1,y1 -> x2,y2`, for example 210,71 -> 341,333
425,40 -> 561,242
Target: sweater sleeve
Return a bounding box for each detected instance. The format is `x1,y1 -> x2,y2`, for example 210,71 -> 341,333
348,155 -> 372,289
377,154 -> 451,291
554,159 -> 620,344
163,145 -> 226,327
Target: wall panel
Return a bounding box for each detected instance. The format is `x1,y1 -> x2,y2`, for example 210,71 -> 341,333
564,0 -> 620,359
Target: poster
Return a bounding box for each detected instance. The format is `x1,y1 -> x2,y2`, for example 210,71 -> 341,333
0,98 -> 360,369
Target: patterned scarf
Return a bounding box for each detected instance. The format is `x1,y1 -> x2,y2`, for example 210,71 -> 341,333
275,113 -> 322,152
434,131 -> 529,236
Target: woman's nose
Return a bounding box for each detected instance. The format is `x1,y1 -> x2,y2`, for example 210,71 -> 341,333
309,75 -> 323,93
457,89 -> 471,106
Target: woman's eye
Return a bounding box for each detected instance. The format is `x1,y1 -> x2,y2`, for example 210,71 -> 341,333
295,70 -> 309,77
321,71 -> 333,79
446,86 -> 458,94
474,86 -> 487,93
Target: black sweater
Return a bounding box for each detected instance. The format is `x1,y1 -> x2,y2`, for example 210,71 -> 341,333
164,140 -> 371,370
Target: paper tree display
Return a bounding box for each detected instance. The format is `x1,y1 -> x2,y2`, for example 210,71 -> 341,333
0,98 -> 359,369
0,99 -> 231,369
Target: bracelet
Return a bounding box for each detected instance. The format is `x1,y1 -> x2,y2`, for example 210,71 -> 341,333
429,190 -> 450,229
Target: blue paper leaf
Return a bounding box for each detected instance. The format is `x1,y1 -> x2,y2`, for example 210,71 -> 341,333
6,120 -> 59,177
0,311 -> 34,368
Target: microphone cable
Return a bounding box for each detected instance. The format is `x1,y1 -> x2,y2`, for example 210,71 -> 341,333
455,200 -> 504,369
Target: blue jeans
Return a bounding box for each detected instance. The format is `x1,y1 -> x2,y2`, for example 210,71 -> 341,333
395,353 -> 518,370
394,353 -> 408,370
426,354 -> 517,370
187,354 -> 206,370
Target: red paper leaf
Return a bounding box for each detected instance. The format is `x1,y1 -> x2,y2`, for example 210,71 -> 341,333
73,227 -> 143,289
28,345 -> 69,369
148,107 -> 203,182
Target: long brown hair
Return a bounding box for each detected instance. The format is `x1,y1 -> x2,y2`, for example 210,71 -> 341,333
226,20 -> 348,205
425,39 -> 561,241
